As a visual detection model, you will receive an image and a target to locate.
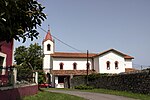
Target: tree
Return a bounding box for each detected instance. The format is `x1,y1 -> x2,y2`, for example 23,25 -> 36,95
0,0 -> 46,42
14,43 -> 45,83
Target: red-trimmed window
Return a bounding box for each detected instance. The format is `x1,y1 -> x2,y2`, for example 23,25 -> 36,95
86,62 -> 90,69
73,62 -> 77,70
59,62 -> 64,70
106,61 -> 110,70
47,44 -> 51,51
115,61 -> 119,69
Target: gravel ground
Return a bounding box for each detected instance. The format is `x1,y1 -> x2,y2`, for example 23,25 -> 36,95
47,90 -> 138,100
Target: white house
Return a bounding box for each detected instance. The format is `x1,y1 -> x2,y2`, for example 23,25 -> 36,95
43,30 -> 134,88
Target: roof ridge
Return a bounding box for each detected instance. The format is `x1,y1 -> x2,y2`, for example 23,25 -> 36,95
54,52 -> 97,54
96,48 -> 134,59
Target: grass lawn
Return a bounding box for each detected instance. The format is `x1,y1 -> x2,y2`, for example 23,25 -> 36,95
23,90 -> 86,100
47,88 -> 150,100
23,88 -> 150,100
80,89 -> 150,100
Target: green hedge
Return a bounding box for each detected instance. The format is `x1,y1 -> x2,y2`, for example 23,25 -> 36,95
74,84 -> 94,90
71,71 -> 150,95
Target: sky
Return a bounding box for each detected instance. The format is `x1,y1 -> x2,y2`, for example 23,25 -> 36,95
15,0 -> 150,69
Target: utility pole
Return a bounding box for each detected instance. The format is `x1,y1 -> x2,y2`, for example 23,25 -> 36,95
86,50 -> 89,86
141,66 -> 143,71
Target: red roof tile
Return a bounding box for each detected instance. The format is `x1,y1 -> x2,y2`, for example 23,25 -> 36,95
50,49 -> 133,59
51,52 -> 97,58
125,68 -> 138,73
43,30 -> 53,42
52,70 -> 96,75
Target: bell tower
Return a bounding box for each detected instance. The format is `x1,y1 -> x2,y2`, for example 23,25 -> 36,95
43,28 -> 54,73
43,29 -> 54,54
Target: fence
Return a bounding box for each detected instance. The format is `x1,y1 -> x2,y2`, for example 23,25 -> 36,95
16,68 -> 38,85
0,66 -> 38,87
0,66 -> 16,87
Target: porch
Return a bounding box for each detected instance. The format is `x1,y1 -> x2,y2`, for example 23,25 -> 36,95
51,70 -> 96,88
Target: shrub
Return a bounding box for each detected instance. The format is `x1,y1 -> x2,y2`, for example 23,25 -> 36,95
88,73 -> 109,81
74,84 -> 94,90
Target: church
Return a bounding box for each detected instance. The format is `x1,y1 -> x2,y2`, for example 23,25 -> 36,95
43,30 -> 134,88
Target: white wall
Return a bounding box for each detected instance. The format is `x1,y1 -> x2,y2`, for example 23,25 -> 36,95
99,51 -> 125,74
43,39 -> 54,72
43,55 -> 50,70
43,40 -> 54,54
125,59 -> 133,68
94,57 -> 99,72
52,58 -> 92,70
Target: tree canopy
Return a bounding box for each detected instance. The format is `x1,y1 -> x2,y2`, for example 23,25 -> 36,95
14,43 -> 45,83
14,43 -> 43,70
0,0 -> 46,42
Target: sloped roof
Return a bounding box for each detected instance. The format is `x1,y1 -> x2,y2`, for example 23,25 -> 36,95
96,49 -> 134,59
51,52 -> 97,58
43,30 -> 53,42
50,49 -> 133,59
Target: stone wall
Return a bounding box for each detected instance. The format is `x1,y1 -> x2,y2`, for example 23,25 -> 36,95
71,76 -> 86,88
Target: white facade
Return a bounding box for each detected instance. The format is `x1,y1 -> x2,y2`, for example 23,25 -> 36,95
124,59 -> 133,68
43,40 -> 54,55
52,58 -> 92,70
98,51 -> 125,74
42,30 -> 134,88
93,57 -> 99,72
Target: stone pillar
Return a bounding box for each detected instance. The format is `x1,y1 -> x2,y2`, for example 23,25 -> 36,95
70,74 -> 73,88
10,68 -> 17,87
35,72 -> 38,84
13,68 -> 17,85
55,76 -> 58,88
52,75 -> 55,87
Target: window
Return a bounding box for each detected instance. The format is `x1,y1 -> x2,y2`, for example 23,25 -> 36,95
47,44 -> 51,51
73,62 -> 77,70
59,62 -> 64,70
86,62 -> 90,69
106,61 -> 110,70
0,57 -> 4,66
115,61 -> 119,69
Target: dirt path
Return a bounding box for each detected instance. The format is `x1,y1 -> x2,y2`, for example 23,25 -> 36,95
47,90 -> 138,100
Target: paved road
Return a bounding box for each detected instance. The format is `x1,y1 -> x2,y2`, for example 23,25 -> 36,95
47,90 -> 138,100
